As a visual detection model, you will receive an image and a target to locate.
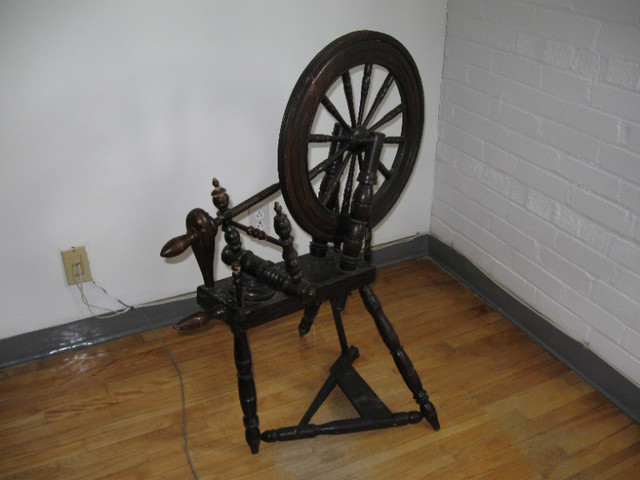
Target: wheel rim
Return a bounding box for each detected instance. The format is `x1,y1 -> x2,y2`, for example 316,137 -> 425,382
278,31 -> 424,243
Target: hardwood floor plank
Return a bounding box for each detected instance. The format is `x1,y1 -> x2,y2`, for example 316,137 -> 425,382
570,444 -> 640,479
601,458 -> 640,480
1,259 -> 638,479
543,423 -> 640,479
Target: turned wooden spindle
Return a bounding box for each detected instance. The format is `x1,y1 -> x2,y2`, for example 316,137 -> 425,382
235,250 -> 315,303
317,123 -> 347,211
212,178 -> 243,266
232,263 -> 244,307
160,230 -> 199,258
363,223 -> 373,263
340,133 -> 384,270
233,328 -> 261,453
310,123 -> 347,257
273,202 -> 302,284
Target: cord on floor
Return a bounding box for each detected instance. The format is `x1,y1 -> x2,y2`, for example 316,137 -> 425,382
71,268 -> 200,480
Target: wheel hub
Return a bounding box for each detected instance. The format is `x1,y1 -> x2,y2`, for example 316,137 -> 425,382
349,126 -> 370,153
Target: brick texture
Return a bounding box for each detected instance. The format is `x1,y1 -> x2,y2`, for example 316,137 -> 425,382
433,0 -> 640,385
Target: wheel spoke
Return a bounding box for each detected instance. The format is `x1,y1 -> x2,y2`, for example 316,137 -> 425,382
319,152 -> 351,206
309,134 -> 352,143
340,154 -> 357,216
384,136 -> 405,144
368,103 -> 406,131
378,162 -> 392,180
321,96 -> 352,132
308,143 -> 350,181
363,73 -> 395,128
342,72 -> 357,127
357,63 -> 373,125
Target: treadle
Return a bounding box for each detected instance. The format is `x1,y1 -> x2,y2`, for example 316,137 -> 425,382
330,346 -> 392,419
261,346 -> 423,443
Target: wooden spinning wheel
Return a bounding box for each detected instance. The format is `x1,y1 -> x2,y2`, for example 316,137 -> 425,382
279,30 -> 424,243
160,31 -> 438,455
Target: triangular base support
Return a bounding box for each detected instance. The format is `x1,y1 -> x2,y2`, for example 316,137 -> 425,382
260,346 -> 424,443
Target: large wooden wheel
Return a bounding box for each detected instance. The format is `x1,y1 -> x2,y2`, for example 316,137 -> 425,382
278,30 -> 424,243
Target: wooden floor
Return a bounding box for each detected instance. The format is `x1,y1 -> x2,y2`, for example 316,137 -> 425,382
1,259 -> 639,479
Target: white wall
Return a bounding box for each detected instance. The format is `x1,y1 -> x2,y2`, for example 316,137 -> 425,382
433,0 -> 640,386
0,1 -> 447,339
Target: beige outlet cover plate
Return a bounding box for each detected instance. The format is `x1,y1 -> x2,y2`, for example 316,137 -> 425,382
61,246 -> 92,285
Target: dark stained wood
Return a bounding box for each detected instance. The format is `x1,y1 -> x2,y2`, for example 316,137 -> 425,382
340,133 -> 384,270
160,208 -> 217,287
156,32 -> 435,453
233,327 -> 260,454
273,202 -> 302,285
173,310 -> 221,331
196,250 -> 376,331
360,284 -> 439,430
278,30 -> 424,243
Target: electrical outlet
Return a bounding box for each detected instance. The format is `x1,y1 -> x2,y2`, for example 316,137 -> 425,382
61,246 -> 92,285
249,205 -> 270,233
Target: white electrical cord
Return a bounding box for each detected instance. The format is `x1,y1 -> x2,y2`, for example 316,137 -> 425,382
72,265 -> 200,480
73,264 -> 131,319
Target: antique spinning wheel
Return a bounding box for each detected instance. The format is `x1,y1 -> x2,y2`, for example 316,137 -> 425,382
278,30 -> 424,243
161,31 -> 439,455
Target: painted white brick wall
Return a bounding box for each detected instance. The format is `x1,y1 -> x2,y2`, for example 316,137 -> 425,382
433,0 -> 640,386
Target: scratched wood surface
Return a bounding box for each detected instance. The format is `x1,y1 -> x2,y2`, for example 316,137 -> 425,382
1,258 -> 639,479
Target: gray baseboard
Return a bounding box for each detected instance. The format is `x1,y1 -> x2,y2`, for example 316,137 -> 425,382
371,234 -> 430,268
428,235 -> 639,424
2,234 -> 638,424
0,297 -> 199,369
0,236 -> 429,369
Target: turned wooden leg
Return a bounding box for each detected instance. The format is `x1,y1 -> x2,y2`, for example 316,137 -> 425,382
330,295 -> 350,353
359,285 -> 440,430
233,328 -> 261,453
298,304 -> 320,336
